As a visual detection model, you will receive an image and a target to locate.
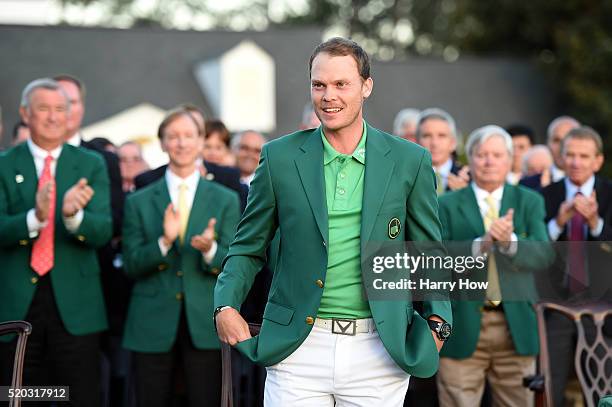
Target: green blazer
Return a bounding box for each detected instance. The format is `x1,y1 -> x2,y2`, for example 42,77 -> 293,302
0,143 -> 112,339
438,184 -> 552,359
122,176 -> 240,352
215,124 -> 452,378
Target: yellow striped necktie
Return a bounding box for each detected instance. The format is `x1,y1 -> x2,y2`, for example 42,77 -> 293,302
435,170 -> 444,196
178,183 -> 190,244
484,194 -> 502,306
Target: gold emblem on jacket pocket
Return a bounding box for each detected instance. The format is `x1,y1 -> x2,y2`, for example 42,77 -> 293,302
388,217 -> 401,239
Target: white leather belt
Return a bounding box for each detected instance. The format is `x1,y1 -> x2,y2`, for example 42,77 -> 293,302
314,318 -> 377,335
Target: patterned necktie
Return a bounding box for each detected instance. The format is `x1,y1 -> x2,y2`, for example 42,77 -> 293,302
568,191 -> 586,293
30,155 -> 56,276
483,194 -> 502,306
178,183 -> 190,244
435,170 -> 444,196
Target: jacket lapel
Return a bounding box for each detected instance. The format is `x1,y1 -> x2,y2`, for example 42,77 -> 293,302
152,177 -> 171,221
14,143 -> 37,208
55,144 -> 79,204
361,125 -> 394,246
295,129 -> 328,243
184,178 -> 212,245
459,187 -> 485,237
500,184 -> 516,218
55,146 -> 80,222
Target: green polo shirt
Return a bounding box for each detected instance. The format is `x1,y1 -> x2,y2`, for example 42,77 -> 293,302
317,125 -> 372,319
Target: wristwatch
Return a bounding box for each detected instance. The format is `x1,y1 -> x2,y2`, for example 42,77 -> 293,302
213,305 -> 233,322
427,319 -> 452,341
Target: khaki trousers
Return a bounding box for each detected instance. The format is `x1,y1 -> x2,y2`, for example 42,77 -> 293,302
437,310 -> 535,407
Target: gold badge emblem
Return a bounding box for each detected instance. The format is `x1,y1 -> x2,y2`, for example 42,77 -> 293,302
388,217 -> 401,239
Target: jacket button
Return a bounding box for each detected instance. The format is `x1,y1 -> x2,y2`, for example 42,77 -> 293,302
19,240 -> 28,246
176,293 -> 183,301
176,270 -> 183,277
77,235 -> 86,242
158,264 -> 167,271
315,279 -> 324,288
323,241 -> 326,247
31,276 -> 38,284
211,268 -> 220,275
305,316 -> 314,325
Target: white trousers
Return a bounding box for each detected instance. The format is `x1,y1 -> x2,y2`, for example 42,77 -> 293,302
264,323 -> 411,406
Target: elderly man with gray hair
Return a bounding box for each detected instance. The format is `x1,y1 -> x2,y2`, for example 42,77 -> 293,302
392,108 -> 420,142
547,115 -> 581,182
416,108 -> 469,195
518,145 -> 554,192
0,78 -> 112,406
436,125 -> 550,406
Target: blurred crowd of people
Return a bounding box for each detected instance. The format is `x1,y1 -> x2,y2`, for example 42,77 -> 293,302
0,73 -> 610,407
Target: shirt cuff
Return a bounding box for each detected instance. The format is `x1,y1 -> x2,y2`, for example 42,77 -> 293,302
27,208 -> 47,238
590,217 -> 604,237
498,233 -> 518,256
63,209 -> 84,233
472,237 -> 486,258
158,236 -> 171,257
202,240 -> 218,264
547,219 -> 562,241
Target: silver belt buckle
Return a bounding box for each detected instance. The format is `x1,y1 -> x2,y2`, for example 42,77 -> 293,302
332,318 -> 357,335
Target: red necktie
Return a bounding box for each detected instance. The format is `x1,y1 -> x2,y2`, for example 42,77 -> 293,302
30,155 -> 56,276
568,191 -> 586,293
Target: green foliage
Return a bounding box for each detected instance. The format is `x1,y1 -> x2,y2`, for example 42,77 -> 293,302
445,0 -> 612,174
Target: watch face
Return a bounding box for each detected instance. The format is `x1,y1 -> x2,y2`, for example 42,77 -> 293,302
440,323 -> 452,339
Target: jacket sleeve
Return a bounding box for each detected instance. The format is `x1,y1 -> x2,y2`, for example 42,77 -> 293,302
214,145 -> 278,311
405,150 -> 452,327
122,193 -> 167,279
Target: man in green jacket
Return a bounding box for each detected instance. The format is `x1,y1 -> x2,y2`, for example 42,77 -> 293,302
122,108 -> 240,407
0,78 -> 112,407
215,37 -> 452,406
437,125 -> 551,406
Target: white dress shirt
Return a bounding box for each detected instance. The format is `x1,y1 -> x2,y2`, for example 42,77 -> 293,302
241,173 -> 255,188
26,138 -> 83,237
551,164 -> 565,183
66,132 -> 82,147
471,182 -> 517,257
547,175 -> 603,241
158,168 -> 217,262
506,171 -> 521,186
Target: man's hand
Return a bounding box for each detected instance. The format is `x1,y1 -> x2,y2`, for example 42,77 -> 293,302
191,218 -> 216,253
62,178 -> 94,217
574,191 -> 599,230
555,200 -> 575,228
428,316 -> 444,352
489,209 -> 514,249
447,172 -> 468,191
216,307 -> 252,345
35,181 -> 54,222
162,203 -> 181,246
